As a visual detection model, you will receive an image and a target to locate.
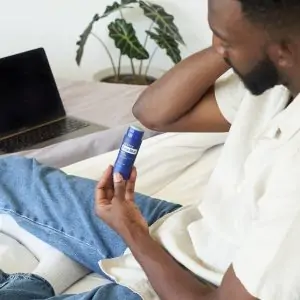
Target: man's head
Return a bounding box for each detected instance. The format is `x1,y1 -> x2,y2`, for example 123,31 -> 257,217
209,0 -> 300,96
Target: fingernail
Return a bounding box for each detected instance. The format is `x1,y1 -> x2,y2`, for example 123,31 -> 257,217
113,173 -> 123,182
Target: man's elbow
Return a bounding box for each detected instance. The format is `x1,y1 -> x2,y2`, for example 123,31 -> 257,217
132,100 -> 161,131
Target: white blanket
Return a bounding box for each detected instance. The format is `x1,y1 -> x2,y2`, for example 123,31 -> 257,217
0,132 -> 227,294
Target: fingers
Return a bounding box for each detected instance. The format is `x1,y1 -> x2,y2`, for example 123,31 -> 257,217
113,172 -> 126,201
97,165 -> 113,189
103,166 -> 137,202
96,165 -> 113,206
126,167 -> 137,201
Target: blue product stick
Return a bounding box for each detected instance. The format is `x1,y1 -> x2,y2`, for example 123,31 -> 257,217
113,125 -> 144,180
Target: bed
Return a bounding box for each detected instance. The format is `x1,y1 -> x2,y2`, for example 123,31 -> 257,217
0,128 -> 227,294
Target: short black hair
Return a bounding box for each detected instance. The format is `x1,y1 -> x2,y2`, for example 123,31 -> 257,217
237,0 -> 300,34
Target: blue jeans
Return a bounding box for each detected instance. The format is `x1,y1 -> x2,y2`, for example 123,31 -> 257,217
0,156 -> 181,299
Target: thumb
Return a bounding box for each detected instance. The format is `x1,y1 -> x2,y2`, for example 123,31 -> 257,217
113,172 -> 126,201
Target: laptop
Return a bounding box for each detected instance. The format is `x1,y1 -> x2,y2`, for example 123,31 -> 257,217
0,48 -> 107,154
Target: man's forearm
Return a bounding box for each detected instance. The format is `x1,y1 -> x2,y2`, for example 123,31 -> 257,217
124,229 -> 216,300
133,47 -> 229,128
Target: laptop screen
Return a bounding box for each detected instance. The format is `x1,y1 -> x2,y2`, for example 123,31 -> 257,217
0,48 -> 66,135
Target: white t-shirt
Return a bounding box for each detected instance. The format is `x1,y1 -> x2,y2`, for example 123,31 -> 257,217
100,70 -> 300,300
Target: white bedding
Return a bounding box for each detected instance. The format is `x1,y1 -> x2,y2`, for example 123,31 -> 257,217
0,132 -> 227,294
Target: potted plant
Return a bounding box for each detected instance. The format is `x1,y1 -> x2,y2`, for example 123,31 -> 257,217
75,0 -> 185,85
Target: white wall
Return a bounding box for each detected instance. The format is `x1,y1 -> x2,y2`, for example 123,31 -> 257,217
0,0 -> 211,80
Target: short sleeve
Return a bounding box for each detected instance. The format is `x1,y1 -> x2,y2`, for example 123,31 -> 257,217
232,152 -> 300,300
214,69 -> 246,124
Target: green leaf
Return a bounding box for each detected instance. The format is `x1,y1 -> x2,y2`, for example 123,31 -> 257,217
101,2 -> 121,18
146,27 -> 181,64
100,1 -> 134,19
121,0 -> 137,4
108,19 -> 149,60
139,1 -> 185,45
76,14 -> 100,66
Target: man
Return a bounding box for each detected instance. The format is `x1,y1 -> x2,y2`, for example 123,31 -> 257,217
1,0 -> 300,299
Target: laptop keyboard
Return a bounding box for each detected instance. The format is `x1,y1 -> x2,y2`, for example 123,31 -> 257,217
0,118 -> 90,153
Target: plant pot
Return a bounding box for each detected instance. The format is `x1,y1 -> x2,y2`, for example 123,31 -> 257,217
93,66 -> 165,86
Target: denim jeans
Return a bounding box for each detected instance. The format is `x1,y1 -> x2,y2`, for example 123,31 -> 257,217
0,156 -> 181,299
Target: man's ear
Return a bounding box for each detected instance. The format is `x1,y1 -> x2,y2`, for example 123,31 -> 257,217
267,39 -> 295,69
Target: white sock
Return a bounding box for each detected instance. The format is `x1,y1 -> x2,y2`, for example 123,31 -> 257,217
1,214 -> 90,294
33,250 -> 90,294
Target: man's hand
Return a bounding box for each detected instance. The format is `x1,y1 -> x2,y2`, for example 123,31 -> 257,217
95,165 -> 148,239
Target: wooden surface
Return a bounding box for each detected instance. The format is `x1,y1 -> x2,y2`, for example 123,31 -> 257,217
57,78 -> 146,128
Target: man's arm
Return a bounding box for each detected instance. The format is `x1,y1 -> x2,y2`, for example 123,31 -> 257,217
96,167 -> 258,300
124,228 -> 258,300
132,47 -> 230,133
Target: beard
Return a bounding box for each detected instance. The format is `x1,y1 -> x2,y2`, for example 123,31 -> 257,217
224,56 -> 280,96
